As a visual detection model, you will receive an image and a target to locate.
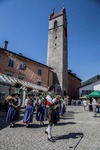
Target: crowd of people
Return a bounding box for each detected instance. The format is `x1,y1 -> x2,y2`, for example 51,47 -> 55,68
5,86 -> 100,142
71,98 -> 100,117
5,86 -> 67,142
81,98 -> 100,116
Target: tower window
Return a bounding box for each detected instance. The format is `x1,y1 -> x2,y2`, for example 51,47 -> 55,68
6,71 -> 13,77
38,69 -> 42,75
54,20 -> 57,28
55,28 -> 57,33
8,58 -> 14,67
18,74 -> 24,80
55,35 -> 57,39
19,62 -> 27,70
37,81 -> 41,86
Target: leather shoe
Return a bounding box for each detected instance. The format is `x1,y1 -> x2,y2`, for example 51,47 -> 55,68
48,138 -> 56,142
45,131 -> 54,139
9,123 -> 14,128
45,131 -> 48,134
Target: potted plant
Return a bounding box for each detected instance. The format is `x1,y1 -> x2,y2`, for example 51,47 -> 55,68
13,82 -> 22,88
27,86 -> 33,92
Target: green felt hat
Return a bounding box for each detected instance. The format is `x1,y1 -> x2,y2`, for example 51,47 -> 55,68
12,92 -> 20,96
39,96 -> 45,101
28,92 -> 35,97
60,98 -> 64,101
41,92 -> 47,97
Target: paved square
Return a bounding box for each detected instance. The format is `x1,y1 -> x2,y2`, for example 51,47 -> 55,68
0,106 -> 100,150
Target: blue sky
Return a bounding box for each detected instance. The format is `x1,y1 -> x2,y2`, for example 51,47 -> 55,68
0,0 -> 100,81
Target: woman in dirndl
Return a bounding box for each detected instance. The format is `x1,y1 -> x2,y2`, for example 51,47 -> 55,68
6,93 -> 21,127
23,93 -> 35,127
60,98 -> 66,116
36,96 -> 46,126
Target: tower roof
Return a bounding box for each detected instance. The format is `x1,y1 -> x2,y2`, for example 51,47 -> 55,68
49,12 -> 62,20
49,7 -> 66,20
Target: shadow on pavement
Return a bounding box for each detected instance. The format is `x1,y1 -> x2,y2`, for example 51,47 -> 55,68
93,116 -> 100,118
0,111 -> 8,130
14,121 -> 76,128
56,132 -> 84,150
15,123 -> 48,128
30,123 -> 48,128
60,117 -> 75,120
67,111 -> 82,114
56,132 -> 84,140
63,111 -> 75,118
0,111 -> 23,130
57,122 -> 77,126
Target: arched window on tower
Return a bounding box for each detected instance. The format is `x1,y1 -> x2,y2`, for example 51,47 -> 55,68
54,20 -> 57,28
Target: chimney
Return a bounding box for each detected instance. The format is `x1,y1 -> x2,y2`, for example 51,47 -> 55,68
4,40 -> 8,50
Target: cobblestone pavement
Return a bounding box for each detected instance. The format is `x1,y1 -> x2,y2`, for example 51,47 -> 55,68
0,106 -> 100,150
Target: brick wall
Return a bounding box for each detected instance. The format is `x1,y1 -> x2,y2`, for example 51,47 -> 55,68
0,48 -> 53,88
0,48 -> 81,97
68,72 -> 81,101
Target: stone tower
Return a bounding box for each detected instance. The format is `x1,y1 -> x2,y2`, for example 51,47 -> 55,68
47,6 -> 68,94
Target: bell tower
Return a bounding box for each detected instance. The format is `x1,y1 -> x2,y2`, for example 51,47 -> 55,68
47,6 -> 68,94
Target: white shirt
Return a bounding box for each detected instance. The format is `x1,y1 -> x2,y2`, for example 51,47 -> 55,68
92,99 -> 96,106
25,98 -> 29,106
46,95 -> 57,104
25,98 -> 36,106
17,98 -> 21,106
83,100 -> 87,106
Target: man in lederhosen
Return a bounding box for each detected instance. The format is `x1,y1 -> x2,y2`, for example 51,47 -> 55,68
45,86 -> 60,142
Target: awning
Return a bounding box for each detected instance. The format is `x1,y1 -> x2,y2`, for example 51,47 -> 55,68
87,90 -> 100,98
0,73 -> 48,92
80,96 -> 87,99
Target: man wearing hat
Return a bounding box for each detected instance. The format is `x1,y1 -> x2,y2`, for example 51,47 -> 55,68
23,92 -> 35,127
45,86 -> 60,142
